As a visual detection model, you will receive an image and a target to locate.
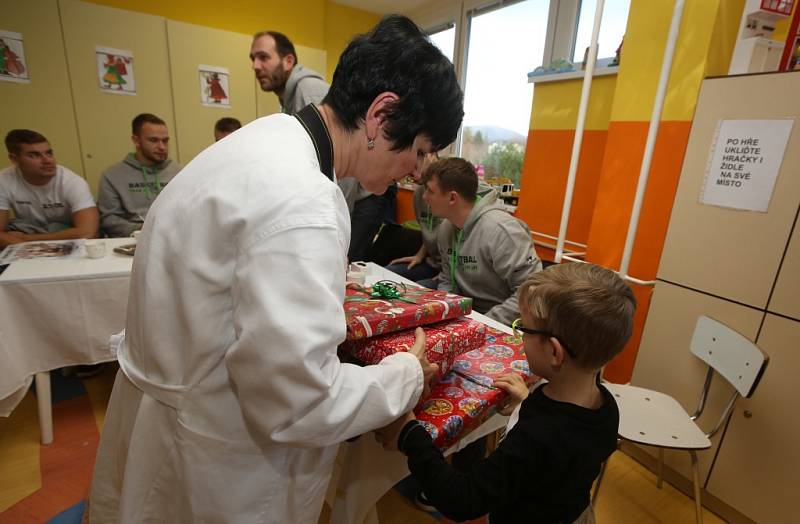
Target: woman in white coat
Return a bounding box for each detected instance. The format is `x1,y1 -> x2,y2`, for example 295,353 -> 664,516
89,15 -> 464,524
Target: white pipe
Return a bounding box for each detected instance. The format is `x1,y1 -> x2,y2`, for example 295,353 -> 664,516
555,0 -> 605,263
532,230 -> 587,248
618,0 -> 686,278
560,255 -> 656,287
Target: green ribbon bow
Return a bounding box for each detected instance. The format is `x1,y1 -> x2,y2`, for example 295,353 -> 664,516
368,280 -> 417,304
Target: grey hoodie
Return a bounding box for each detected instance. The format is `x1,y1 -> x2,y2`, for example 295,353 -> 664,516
97,153 -> 181,237
281,65 -> 330,115
436,189 -> 542,325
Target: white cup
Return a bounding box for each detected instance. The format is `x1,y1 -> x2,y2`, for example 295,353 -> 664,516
85,241 -> 106,259
346,262 -> 368,285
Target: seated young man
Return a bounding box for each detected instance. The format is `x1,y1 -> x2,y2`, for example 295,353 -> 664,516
97,113 -> 181,237
424,157 -> 542,325
376,262 -> 637,524
0,129 -> 98,248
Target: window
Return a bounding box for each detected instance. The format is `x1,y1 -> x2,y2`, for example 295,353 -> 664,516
572,0 -> 631,64
459,0 -> 549,186
428,23 -> 456,63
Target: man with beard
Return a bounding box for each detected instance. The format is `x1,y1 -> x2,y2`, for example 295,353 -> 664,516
250,31 -> 393,261
97,113 -> 182,237
249,31 -> 328,115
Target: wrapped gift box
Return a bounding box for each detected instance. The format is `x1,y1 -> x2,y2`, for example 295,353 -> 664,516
341,317 -> 487,380
414,373 -> 504,450
344,284 -> 472,340
450,326 -> 535,383
414,327 -> 540,450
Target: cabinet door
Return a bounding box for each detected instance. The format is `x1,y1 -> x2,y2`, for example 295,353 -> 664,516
657,72 -> 800,309
705,314 -> 800,524
767,213 -> 800,320
59,0 -> 176,194
166,21 -> 257,164
630,280 -> 763,482
0,0 -> 83,177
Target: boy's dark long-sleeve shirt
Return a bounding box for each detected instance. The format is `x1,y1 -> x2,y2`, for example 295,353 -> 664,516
398,384 -> 619,523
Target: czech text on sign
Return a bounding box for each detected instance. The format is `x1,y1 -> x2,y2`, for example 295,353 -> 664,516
700,119 -> 794,212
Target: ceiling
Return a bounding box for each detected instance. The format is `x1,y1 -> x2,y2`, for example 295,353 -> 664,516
331,0 -> 431,15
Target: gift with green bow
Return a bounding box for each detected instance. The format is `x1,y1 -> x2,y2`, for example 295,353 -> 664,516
344,281 -> 472,340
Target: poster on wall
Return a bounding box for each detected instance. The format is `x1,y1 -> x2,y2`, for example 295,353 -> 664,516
699,119 -> 795,213
95,46 -> 135,95
0,30 -> 30,84
199,65 -> 230,107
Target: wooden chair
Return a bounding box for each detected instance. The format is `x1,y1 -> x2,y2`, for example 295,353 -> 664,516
600,315 -> 768,523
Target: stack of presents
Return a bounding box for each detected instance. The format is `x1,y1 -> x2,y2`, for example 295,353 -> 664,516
341,282 -> 539,449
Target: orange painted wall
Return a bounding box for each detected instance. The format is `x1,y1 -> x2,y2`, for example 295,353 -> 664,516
396,187 -> 416,224
516,129 -> 609,262
585,120 -> 692,277
583,120 -> 692,381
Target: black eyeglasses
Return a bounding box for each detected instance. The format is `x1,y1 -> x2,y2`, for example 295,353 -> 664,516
512,318 -> 576,358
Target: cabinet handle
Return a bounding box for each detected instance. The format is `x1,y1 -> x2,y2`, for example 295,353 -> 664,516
743,410 -> 752,418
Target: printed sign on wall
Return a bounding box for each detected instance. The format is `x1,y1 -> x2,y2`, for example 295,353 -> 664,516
96,46 -> 135,95
199,65 -> 230,107
0,30 -> 29,83
700,119 -> 795,212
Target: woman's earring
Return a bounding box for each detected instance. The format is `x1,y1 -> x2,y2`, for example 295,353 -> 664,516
367,138 -> 375,150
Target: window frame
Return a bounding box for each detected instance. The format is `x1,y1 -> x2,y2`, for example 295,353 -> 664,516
409,0 -> 625,153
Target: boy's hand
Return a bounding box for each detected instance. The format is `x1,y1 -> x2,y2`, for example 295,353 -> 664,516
374,412 -> 416,451
493,373 -> 529,416
408,328 -> 439,398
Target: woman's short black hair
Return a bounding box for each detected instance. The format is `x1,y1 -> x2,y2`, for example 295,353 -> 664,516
323,15 -> 463,152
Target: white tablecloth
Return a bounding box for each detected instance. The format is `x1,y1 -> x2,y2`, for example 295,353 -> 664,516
0,239 -> 133,416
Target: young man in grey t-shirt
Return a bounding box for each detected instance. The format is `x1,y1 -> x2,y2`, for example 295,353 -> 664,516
0,129 -> 98,248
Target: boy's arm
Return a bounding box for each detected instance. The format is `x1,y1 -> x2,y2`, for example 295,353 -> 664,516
396,418 -> 531,521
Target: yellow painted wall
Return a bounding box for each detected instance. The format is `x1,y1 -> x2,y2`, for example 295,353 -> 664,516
705,0 -> 745,77
609,0 -> 722,122
167,21 -> 258,161
324,1 -> 381,81
529,75 -> 617,131
59,0 -> 176,194
84,0 -> 326,50
85,0 -> 382,81
0,0 -> 84,176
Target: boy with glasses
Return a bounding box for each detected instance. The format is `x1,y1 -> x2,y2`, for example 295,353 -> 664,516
376,262 -> 636,524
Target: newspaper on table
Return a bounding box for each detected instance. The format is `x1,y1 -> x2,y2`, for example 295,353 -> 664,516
0,240 -> 84,264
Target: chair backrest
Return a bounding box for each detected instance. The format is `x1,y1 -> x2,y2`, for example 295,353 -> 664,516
690,316 -> 768,398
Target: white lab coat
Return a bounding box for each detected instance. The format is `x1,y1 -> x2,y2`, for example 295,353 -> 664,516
89,114 -> 423,523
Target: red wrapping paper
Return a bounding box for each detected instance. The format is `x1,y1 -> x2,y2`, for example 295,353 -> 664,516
344,285 -> 472,340
414,326 -> 540,449
341,318 -> 487,380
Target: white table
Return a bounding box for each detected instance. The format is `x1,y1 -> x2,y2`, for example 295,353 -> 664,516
327,263 -> 518,524
0,238 -> 134,443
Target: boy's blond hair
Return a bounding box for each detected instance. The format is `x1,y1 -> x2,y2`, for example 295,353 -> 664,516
518,262 -> 636,370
